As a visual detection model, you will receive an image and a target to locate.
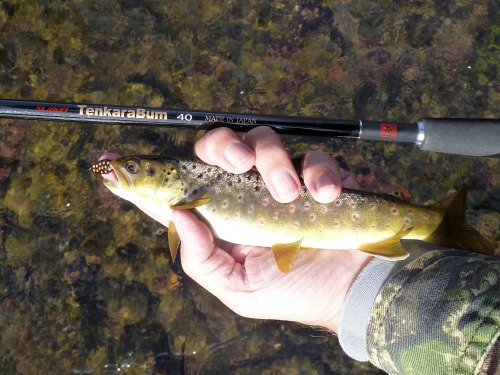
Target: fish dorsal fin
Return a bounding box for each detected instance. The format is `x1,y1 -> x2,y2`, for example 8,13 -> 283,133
358,227 -> 412,260
271,239 -> 302,273
168,221 -> 180,262
170,197 -> 212,209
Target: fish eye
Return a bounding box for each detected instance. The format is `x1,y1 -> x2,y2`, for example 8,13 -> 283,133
126,160 -> 140,174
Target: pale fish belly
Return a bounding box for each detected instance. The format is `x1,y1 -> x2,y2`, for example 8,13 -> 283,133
194,187 -> 444,250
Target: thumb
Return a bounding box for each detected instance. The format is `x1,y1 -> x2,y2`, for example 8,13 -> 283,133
172,210 -> 237,286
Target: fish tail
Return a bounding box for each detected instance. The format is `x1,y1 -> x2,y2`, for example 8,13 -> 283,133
425,187 -> 494,255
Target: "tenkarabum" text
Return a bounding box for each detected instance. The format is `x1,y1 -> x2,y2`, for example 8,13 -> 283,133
78,105 -> 168,119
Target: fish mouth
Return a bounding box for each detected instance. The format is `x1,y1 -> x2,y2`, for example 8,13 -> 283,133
99,153 -> 132,192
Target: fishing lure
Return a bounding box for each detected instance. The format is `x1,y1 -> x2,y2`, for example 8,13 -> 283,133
90,159 -> 113,174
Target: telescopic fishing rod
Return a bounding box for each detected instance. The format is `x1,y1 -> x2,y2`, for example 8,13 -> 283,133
0,99 -> 499,158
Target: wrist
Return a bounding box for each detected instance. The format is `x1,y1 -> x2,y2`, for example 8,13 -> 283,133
320,250 -> 373,333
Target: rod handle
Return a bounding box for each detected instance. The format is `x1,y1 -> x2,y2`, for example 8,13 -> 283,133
418,118 -> 500,158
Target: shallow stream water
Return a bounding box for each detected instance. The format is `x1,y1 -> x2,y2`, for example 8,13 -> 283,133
0,1 -> 498,374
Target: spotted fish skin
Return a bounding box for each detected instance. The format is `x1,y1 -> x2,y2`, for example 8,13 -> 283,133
102,156 -> 493,269
176,160 -> 440,251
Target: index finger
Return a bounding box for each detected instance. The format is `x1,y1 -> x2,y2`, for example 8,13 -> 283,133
194,127 -> 255,174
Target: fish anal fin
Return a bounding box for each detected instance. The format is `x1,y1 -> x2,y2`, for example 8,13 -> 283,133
426,187 -> 494,255
171,197 -> 212,209
358,227 -> 412,261
271,239 -> 302,273
168,221 -> 180,262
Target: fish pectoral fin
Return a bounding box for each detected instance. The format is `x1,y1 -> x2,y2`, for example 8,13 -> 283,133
168,221 -> 180,262
358,227 -> 412,261
170,196 -> 212,209
271,239 -> 302,273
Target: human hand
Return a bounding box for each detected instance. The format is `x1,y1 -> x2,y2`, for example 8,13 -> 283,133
171,127 -> 372,333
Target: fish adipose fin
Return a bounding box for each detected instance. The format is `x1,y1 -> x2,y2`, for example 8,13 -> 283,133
425,187 -> 494,255
168,221 -> 181,262
171,197 -> 212,209
271,239 -> 303,273
358,227 -> 412,260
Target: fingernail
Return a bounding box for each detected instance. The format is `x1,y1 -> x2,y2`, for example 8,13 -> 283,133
271,170 -> 299,201
315,170 -> 339,202
224,143 -> 254,169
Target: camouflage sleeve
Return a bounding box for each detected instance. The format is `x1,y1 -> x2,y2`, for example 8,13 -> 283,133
338,241 -> 500,375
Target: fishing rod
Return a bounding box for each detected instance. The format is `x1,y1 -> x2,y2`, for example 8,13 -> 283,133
0,99 -> 498,158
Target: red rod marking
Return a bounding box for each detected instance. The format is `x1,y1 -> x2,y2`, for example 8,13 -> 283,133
36,106 -> 69,112
380,123 -> 397,138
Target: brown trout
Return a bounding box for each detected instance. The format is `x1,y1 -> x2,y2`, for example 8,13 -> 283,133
99,156 -> 493,273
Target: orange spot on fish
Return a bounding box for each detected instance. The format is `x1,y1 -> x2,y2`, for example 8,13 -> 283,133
248,205 -> 254,213
320,206 -> 327,213
262,198 -> 269,206
222,200 -> 228,207
303,203 -> 310,210
237,194 -> 243,201
352,214 -> 359,221
407,209 -> 413,213
424,213 -> 429,219
350,202 -> 356,208
272,212 -> 279,219
258,218 -> 265,225
391,208 -> 398,214
369,204 -> 376,209
288,205 -> 295,213
309,214 -> 315,221
404,218 -> 410,224
335,200 -> 341,206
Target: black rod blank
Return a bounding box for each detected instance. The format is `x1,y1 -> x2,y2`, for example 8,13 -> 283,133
0,99 -> 498,157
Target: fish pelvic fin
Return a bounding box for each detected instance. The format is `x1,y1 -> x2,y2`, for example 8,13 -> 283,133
358,227 -> 412,261
168,221 -> 181,262
425,187 -> 494,255
271,239 -> 302,273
